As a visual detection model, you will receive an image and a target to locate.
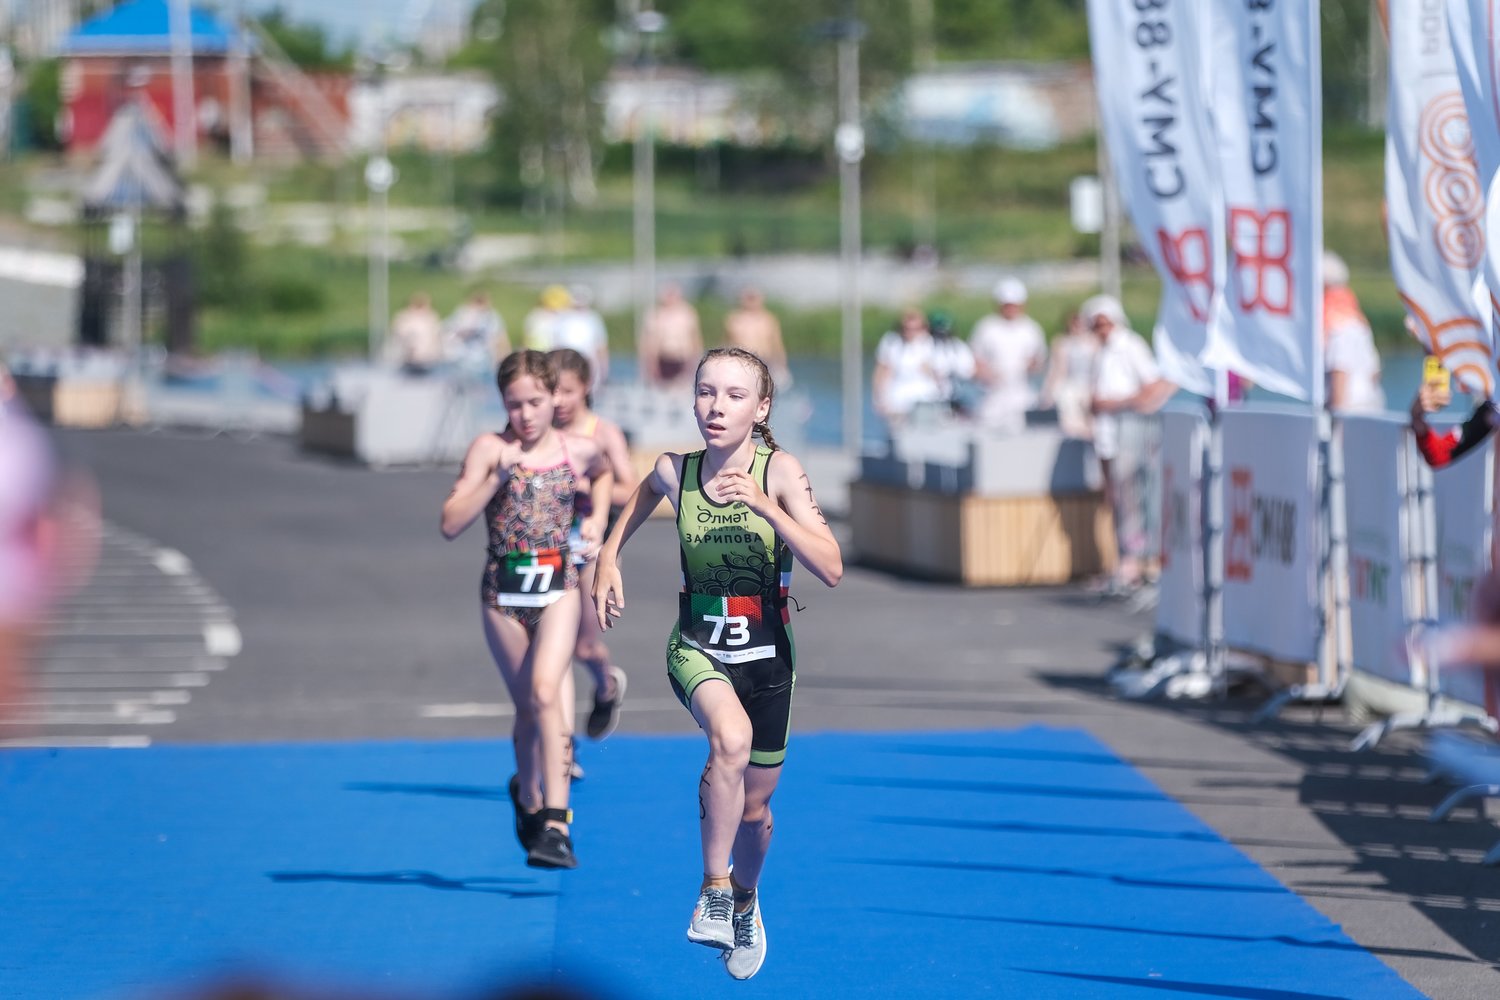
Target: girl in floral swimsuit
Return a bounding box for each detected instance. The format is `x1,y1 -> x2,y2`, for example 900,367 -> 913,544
441,350 -> 612,869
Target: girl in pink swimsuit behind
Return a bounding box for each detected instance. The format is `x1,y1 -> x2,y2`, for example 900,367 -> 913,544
441,350 -> 612,869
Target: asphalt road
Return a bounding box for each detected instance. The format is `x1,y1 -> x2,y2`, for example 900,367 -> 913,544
11,427 -> 1500,998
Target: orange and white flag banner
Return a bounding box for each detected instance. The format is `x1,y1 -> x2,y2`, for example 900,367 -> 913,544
1386,0 -> 1493,397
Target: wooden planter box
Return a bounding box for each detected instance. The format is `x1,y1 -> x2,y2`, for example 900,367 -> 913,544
14,374 -> 123,428
849,480 -> 1115,586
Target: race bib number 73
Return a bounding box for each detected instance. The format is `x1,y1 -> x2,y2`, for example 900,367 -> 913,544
679,593 -> 775,664
496,548 -> 567,607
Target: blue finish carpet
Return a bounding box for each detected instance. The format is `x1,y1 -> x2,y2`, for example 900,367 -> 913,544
0,727 -> 1421,999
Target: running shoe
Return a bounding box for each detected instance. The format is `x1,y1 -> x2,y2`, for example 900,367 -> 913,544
525,826 -> 577,869
569,737 -> 586,781
686,885 -> 735,950
585,666 -> 628,740
723,895 -> 767,980
508,774 -> 542,851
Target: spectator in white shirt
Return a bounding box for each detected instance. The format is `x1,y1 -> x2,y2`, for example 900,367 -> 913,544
1084,294 -> 1175,592
553,285 -> 611,390
925,310 -> 976,416
872,307 -> 942,432
1322,252 -> 1385,414
969,277 -> 1047,433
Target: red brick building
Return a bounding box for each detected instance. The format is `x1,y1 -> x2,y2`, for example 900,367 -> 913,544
61,0 -> 348,162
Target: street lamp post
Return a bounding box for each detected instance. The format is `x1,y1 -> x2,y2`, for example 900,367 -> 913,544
632,10 -> 666,357
366,152 -> 397,364
830,16 -> 866,455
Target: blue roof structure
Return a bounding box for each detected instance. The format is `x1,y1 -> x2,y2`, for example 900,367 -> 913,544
62,0 -> 243,56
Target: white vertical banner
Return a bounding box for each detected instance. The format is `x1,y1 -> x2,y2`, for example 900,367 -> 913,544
1431,437 -> 1495,709
1085,0 -> 1219,396
1340,416 -> 1416,686
1388,0 -> 1493,396
1156,407 -> 1206,645
1220,408 -> 1322,663
1202,0 -> 1324,404
1448,0 -> 1500,394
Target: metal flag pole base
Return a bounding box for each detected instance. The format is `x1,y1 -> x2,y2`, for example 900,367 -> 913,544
1252,680 -> 1346,723
1351,708 -> 1499,753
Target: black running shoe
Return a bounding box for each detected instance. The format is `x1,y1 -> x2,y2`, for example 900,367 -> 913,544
526,827 -> 577,869
508,774 -> 542,851
585,666 -> 628,740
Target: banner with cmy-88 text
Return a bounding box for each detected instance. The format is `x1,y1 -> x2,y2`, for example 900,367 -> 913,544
1201,0 -> 1324,405
1086,0 -> 1220,397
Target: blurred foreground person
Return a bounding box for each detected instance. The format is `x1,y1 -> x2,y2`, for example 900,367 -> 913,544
441,351 -> 613,869
1085,294 -> 1175,594
0,399 -> 98,719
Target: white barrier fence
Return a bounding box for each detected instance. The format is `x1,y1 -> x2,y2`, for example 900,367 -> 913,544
1150,405 -> 1497,726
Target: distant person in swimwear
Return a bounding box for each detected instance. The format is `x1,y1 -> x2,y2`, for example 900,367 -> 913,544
639,284 -> 703,388
723,287 -> 790,386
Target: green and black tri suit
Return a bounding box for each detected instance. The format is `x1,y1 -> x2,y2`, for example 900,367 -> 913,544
667,446 -> 796,767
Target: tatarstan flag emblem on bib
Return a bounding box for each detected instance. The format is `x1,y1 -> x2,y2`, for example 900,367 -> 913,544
689,594 -> 763,626
496,548 -> 567,606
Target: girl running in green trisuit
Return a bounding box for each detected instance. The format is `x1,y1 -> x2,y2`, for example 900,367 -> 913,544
441,350 -> 612,869
592,347 -> 842,979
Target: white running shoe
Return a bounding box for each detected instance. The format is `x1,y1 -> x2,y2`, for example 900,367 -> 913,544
686,885 -> 734,950
723,894 -> 767,980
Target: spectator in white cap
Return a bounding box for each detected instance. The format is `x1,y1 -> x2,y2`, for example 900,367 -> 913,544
1322,250 -> 1384,414
1084,294 -> 1175,593
968,276 -> 1047,433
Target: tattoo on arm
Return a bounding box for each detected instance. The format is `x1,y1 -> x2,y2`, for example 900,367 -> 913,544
799,474 -> 827,525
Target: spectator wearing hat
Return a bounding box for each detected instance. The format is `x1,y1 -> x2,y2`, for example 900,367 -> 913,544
553,285 -> 611,389
1322,251 -> 1384,414
523,285 -> 573,352
1084,294 -> 1175,592
969,277 -> 1047,433
926,310 -> 977,416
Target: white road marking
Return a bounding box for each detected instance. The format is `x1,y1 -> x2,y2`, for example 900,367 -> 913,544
25,520 -> 241,742
10,708 -> 176,726
1,690 -> 191,707
153,548 -> 192,575
203,622 -> 242,657
0,736 -> 152,749
35,673 -> 211,689
38,659 -> 225,673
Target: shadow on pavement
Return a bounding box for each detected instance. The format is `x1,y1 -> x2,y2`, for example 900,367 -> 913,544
1036,668 -> 1500,966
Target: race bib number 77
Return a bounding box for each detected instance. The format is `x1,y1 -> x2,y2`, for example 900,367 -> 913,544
496,548 -> 567,607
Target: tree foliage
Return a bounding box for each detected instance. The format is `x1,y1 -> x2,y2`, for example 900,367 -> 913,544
258,6 -> 353,71
468,0 -> 614,206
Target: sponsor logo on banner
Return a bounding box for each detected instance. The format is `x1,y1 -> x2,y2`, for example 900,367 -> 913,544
1086,0 -> 1220,395
1349,552 -> 1392,605
1225,466 -> 1297,582
1160,466 -> 1192,570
